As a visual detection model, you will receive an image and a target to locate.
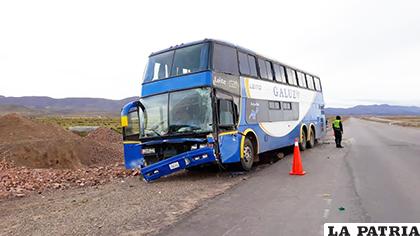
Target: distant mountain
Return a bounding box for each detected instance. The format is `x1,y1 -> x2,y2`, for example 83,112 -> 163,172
0,96 -> 139,116
325,104 -> 420,116
3,96 -> 419,117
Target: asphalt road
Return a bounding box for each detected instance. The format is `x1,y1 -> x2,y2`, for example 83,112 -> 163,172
160,118 -> 420,236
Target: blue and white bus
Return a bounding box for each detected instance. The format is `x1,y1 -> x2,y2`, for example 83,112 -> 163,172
121,39 -> 326,181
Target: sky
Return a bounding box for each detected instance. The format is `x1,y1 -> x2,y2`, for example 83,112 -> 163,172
1,0 -> 419,108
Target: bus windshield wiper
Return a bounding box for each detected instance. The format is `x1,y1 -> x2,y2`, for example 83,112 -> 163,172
145,128 -> 162,137
170,125 -> 201,133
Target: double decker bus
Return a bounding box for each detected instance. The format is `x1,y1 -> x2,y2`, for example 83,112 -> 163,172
121,39 -> 326,181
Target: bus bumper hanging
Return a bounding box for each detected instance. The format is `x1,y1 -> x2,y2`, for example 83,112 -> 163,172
140,147 -> 216,182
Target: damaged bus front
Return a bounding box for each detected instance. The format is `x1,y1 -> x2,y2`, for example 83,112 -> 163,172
121,87 -> 219,182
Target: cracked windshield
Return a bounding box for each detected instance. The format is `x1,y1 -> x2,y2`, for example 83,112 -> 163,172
140,87 -> 212,137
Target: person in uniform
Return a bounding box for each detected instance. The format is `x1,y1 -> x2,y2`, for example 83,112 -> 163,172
332,116 -> 344,148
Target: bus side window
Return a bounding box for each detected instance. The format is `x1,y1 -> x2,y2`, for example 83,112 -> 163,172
238,52 -> 250,75
314,77 -> 322,91
286,68 -> 297,86
273,64 -> 286,83
238,52 -> 258,78
266,61 -> 273,80
258,58 -> 268,79
218,99 -> 235,130
297,71 -> 307,88
212,43 -> 239,75
306,74 -> 315,90
282,102 -> 292,110
248,55 -> 258,77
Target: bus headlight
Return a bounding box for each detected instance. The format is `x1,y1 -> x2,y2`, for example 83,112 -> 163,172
142,148 -> 155,154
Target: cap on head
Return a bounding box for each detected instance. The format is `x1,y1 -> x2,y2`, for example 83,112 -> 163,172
336,116 -> 341,120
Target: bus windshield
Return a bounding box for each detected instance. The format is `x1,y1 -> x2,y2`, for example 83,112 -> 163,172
140,87 -> 213,138
143,43 -> 209,82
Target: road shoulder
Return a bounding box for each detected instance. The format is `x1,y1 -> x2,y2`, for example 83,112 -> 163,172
159,133 -> 367,236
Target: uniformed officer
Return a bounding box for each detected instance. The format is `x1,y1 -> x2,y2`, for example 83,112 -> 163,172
332,116 -> 344,148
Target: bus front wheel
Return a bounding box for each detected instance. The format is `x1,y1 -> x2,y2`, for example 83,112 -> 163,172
240,138 -> 255,171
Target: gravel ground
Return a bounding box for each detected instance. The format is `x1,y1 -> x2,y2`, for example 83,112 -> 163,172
0,160 -> 136,199
0,170 -> 248,236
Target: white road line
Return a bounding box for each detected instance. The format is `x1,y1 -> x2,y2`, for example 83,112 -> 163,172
326,198 -> 332,205
323,209 -> 330,219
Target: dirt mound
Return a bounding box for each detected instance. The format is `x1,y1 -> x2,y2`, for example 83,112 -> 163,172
0,113 -> 78,143
0,114 -> 123,169
85,127 -> 122,144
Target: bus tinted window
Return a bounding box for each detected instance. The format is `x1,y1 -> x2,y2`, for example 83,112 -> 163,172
266,61 -> 273,80
258,58 -> 268,79
213,44 -> 239,75
144,43 -> 209,82
283,102 -> 292,110
144,50 -> 174,81
238,52 -> 257,77
238,52 -> 250,75
314,77 -> 322,91
219,100 -> 235,126
273,64 -> 286,83
269,101 -> 280,110
248,55 -> 258,77
297,71 -> 307,88
171,43 -> 209,77
306,74 -> 315,90
286,68 -> 297,86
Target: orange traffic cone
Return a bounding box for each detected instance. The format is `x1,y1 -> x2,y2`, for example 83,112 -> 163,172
290,138 -> 306,175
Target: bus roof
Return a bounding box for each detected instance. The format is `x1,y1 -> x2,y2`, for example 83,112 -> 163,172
149,39 -> 320,79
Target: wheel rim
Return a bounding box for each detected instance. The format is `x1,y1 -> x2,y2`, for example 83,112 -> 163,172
301,133 -> 307,149
311,131 -> 315,146
243,146 -> 253,163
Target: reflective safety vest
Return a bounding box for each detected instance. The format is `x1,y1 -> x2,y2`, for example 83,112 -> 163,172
333,119 -> 341,129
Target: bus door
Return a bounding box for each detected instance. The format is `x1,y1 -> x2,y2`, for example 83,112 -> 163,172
217,97 -> 241,163
121,101 -> 145,169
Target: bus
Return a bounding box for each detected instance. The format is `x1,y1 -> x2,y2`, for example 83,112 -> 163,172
121,39 -> 326,182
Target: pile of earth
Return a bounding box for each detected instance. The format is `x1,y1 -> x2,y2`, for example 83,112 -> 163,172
0,114 -> 123,169
85,127 -> 122,145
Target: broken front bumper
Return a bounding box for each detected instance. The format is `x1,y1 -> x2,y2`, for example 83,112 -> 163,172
141,147 -> 216,182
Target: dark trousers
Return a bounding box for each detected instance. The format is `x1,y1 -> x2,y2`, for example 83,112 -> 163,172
333,129 -> 342,147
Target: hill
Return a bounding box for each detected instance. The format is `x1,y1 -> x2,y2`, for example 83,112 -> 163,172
325,104 -> 420,116
3,96 -> 419,117
0,96 -> 139,116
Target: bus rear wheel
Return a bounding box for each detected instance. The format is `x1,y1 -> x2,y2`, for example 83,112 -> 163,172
299,130 -> 307,151
307,128 -> 315,149
240,138 -> 255,171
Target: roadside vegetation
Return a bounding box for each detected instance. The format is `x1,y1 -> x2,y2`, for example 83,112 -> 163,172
362,116 -> 420,128
36,116 -> 122,133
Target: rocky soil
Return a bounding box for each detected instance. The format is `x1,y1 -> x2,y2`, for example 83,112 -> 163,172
0,114 -> 130,200
0,171 -> 245,236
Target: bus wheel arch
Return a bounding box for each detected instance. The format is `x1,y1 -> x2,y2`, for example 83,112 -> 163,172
240,129 -> 258,171
299,125 -> 308,151
307,124 -> 316,149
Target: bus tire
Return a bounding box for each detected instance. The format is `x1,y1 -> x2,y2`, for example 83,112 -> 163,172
307,127 -> 315,149
299,130 -> 307,151
240,138 -> 255,171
